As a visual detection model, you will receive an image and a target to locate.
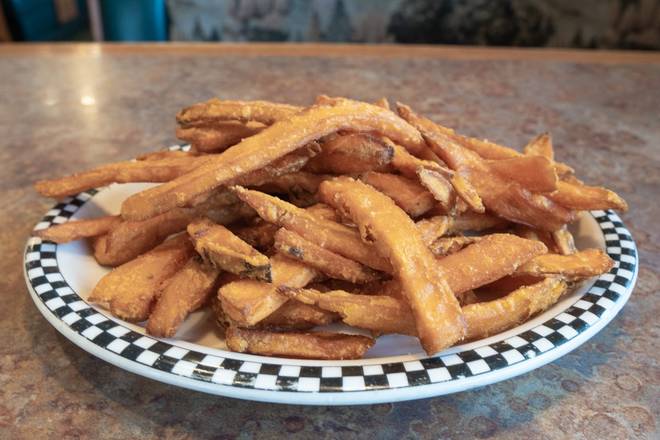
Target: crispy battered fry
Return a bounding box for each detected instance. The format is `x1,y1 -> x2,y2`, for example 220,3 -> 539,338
122,100 -> 426,221
88,234 -> 195,322
233,186 -> 392,272
319,177 -> 466,354
552,226 -> 577,255
524,133 -> 554,160
146,256 -> 220,337
515,249 -> 613,280
35,215 -> 121,243
218,254 -> 318,326
282,287 -> 417,336
428,235 -> 481,257
274,228 -> 381,284
360,172 -> 436,218
415,216 -> 451,245
436,233 -> 547,295
188,218 -> 271,281
305,203 -> 340,221
416,168 -> 455,212
226,327 -> 374,360
258,301 -> 338,330
305,133 -> 394,174
177,121 -> 264,153
464,278 -> 567,340
177,98 -> 300,126
548,181 -> 628,211
486,155 -> 558,193
34,155 -> 210,199
397,103 -> 574,231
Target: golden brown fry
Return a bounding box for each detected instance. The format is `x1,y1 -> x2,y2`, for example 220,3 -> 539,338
282,288 -> 417,336
34,155 -> 210,199
218,253 -> 318,326
304,133 -> 394,174
233,187 -> 392,272
552,226 -> 577,255
524,132 -> 554,160
274,228 -> 381,284
188,218 -> 271,281
416,168 -> 455,212
548,181 -> 628,211
35,215 -> 121,243
415,216 -> 451,249
177,121 -> 264,153
232,142 -> 322,188
88,234 -> 195,322
437,233 -> 547,295
464,278 -> 567,340
397,103 -> 574,231
319,177 -> 466,354
177,98 -> 300,126
146,257 -> 220,337
305,203 -> 340,222
515,249 -> 613,280
486,155 -> 558,193
428,236 -> 481,257
122,100 -> 427,221
258,301 -> 338,330
360,172 -> 436,218
225,327 -> 374,360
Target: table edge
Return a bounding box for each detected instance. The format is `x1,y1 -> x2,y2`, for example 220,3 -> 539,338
1,43 -> 659,64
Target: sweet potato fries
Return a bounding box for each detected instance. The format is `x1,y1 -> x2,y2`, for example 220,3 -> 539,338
34,96 -> 627,359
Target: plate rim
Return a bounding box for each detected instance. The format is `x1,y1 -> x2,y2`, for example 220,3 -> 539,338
24,178 -> 638,406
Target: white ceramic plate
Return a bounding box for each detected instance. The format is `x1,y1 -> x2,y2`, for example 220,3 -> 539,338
24,161 -> 638,405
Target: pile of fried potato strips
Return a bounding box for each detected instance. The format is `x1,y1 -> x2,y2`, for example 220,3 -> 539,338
35,96 -> 627,360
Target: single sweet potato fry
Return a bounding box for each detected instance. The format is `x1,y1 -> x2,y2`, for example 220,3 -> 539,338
548,181 -> 628,211
305,133 -> 394,174
188,218 -> 271,281
34,155 -> 210,199
486,155 -> 558,193
319,177 -> 466,354
225,327 -> 374,360
360,172 -> 436,218
177,98 -> 300,126
515,249 -> 613,280
464,278 -> 567,340
282,288 -> 417,336
146,257 -> 220,337
218,254 -> 318,326
436,234 -> 548,295
35,215 -> 121,243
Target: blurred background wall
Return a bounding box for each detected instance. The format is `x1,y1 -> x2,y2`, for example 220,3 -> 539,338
1,0 -> 659,49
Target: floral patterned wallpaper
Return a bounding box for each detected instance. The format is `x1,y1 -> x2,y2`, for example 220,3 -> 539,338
167,0 -> 660,49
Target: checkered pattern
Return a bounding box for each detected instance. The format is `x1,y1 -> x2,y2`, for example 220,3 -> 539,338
25,183 -> 637,393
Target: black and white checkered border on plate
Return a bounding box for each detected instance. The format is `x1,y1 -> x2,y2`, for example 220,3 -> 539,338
24,173 -> 637,395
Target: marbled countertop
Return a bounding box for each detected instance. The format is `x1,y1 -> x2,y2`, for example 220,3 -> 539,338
1,44 -> 658,439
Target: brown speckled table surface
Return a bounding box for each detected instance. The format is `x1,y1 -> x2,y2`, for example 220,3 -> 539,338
1,44 -> 659,439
